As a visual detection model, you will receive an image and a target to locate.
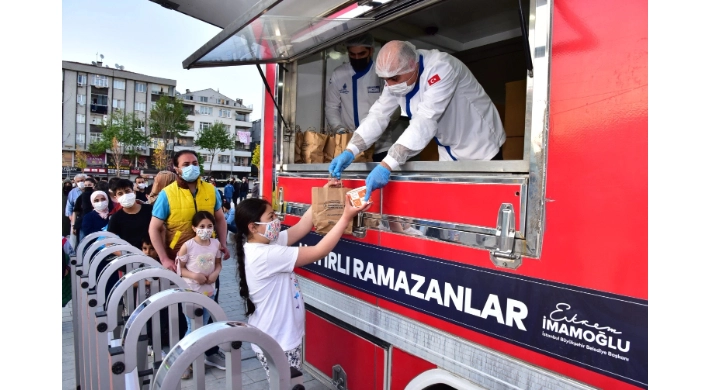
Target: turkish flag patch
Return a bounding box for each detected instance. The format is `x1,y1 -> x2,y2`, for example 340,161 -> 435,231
428,74 -> 441,86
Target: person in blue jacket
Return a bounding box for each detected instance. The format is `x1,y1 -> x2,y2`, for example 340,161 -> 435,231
224,179 -> 235,206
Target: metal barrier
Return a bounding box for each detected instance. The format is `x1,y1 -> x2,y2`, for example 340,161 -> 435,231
152,321 -> 298,390
104,271 -> 192,389
75,235 -> 132,390
92,260 -> 166,390
69,233 -> 307,390
110,288 -> 228,389
69,231 -> 119,390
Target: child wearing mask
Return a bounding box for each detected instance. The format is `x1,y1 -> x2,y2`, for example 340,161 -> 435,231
175,211 -> 223,379
107,179 -> 153,249
234,179 -> 370,379
81,190 -> 111,237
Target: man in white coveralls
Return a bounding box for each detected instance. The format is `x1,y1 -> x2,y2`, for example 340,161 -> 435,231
329,40 -> 506,201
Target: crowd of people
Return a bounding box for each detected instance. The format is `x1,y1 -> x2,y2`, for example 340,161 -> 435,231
62,149 -> 332,381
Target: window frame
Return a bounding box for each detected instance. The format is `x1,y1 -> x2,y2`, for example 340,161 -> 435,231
77,94 -> 86,105
199,96 -> 209,103
135,102 -> 147,112
113,99 -> 126,110
113,79 -> 126,90
76,114 -> 86,124
271,0 -> 552,260
77,74 -> 87,86
136,83 -> 147,93
92,75 -> 108,88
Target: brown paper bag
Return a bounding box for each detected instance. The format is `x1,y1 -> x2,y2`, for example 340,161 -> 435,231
311,186 -> 353,235
354,144 -> 375,163
302,129 -> 327,163
334,132 -> 352,157
323,131 -> 336,163
294,130 -> 304,163
333,131 -> 374,163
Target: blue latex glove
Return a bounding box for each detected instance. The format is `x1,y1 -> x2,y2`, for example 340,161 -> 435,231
329,150 -> 355,179
364,165 -> 391,202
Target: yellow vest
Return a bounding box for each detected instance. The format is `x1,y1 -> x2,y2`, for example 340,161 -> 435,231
163,179 -> 216,256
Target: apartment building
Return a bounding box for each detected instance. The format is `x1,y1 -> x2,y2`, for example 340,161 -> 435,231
176,88 -> 254,179
61,60 -> 177,176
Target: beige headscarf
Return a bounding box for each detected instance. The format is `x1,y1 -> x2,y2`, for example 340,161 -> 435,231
147,171 -> 178,204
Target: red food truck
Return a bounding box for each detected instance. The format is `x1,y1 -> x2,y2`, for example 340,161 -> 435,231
159,0 -> 647,388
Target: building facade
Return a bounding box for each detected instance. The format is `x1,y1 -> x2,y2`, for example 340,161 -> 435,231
62,60 -> 177,177
176,88 -> 254,180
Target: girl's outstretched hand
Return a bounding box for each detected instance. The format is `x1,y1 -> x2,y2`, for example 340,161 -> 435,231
344,194 -> 371,219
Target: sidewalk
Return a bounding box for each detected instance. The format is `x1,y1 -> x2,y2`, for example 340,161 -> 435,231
62,249 -> 328,389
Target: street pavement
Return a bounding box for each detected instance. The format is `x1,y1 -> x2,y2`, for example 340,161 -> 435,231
62,238 -> 329,389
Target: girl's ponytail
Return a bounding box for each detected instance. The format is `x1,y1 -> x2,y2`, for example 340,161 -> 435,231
236,232 -> 255,316
234,198 -> 271,317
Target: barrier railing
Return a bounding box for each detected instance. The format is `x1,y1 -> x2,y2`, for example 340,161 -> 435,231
69,233 -> 306,390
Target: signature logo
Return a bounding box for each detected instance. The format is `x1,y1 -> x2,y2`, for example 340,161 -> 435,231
339,83 -> 349,95
542,303 -> 630,354
549,303 -> 621,334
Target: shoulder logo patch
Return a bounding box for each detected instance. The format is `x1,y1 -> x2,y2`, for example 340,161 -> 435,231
428,74 -> 441,86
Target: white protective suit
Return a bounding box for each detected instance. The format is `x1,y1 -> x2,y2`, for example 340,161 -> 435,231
346,49 -> 506,169
325,60 -> 398,154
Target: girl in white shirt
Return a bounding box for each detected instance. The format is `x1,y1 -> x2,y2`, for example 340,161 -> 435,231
234,179 -> 370,379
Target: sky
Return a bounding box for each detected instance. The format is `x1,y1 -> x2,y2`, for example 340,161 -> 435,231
62,0 -> 264,120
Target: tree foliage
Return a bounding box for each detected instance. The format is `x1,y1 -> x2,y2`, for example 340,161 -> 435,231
75,150 -> 88,169
149,96 -> 189,150
89,110 -> 150,176
194,121 -> 234,175
251,144 -> 261,167
152,144 -> 170,171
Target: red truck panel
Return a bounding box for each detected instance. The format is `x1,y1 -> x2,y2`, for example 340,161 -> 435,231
390,348 -> 436,390
305,311 -> 386,390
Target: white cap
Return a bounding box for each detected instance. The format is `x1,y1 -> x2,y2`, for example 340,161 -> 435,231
375,40 -> 418,78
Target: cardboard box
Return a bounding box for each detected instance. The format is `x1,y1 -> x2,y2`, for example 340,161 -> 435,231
502,136 -> 525,160
347,186 -> 368,207
504,80 -> 527,137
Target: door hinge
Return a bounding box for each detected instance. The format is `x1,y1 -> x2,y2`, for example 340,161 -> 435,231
332,364 -> 347,390
490,203 -> 522,269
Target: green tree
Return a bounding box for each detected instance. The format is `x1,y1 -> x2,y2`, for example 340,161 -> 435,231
75,150 -> 88,170
197,154 -> 206,177
149,96 -> 189,156
89,110 -> 150,177
251,144 -> 260,167
194,121 -> 234,175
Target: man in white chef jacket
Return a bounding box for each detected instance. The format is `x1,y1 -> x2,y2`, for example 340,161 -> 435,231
325,34 -> 401,162
329,40 -> 506,201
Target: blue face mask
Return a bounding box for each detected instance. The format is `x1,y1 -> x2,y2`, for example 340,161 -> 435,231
180,165 -> 200,182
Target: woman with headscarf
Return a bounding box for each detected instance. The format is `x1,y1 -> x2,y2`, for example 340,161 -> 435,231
62,179 -> 73,236
81,190 -> 111,237
146,171 -> 178,205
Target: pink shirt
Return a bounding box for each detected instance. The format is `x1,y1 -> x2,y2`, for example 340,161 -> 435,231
177,238 -> 221,295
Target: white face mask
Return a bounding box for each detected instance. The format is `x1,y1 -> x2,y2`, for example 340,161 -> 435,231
93,200 -> 108,211
386,71 -> 418,96
77,182 -> 85,189
196,228 -> 213,240
118,193 -> 136,208
138,183 -> 147,189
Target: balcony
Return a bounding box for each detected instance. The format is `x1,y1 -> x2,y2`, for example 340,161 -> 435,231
90,104 -> 108,114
